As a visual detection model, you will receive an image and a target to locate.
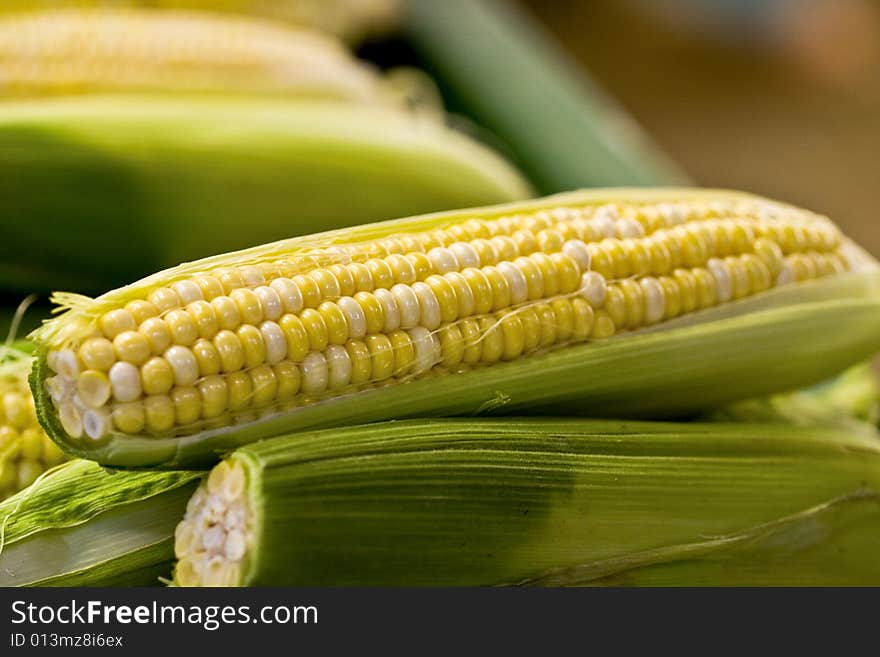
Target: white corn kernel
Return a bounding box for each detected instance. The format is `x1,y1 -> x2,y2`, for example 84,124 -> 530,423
108,361 -> 142,402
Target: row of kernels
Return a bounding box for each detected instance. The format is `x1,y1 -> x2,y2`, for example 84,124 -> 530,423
99,207 -> 838,336
583,220 -> 791,283
782,251 -> 848,284
90,211 -> 731,342
108,328 -> 446,437
758,220 -> 842,255
598,251 -> 794,334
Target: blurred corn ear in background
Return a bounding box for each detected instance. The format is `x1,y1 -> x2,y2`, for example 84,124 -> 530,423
0,6 -> 530,295
0,8 -> 397,101
0,0 -> 402,43
0,342 -> 67,500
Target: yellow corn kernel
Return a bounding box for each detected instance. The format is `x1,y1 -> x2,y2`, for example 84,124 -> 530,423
366,259 -> 394,290
586,243 -> 614,279
125,299 -> 159,325
300,309 -> 329,352
659,276 -> 682,319
535,303 -> 557,348
141,356 -> 174,395
198,375 -> 229,419
345,341 -> 372,385
78,336 -> 115,371
144,395 -> 175,433
210,296 -> 241,331
187,300 -> 220,340
389,330 -> 415,376
604,285 -> 627,329
113,330 -> 151,365
279,314 -> 310,362
693,267 -> 719,309
292,275 -> 322,309
551,252 -> 582,294
458,318 -> 483,364
164,309 -> 198,347
112,401 -> 145,434
273,361 -> 302,400
193,338 -> 221,376
227,371 -> 254,411
618,279 -> 645,330
477,316 -> 504,363
250,365 -> 278,407
148,287 -> 181,313
213,330 -> 246,373
99,308 -> 136,340
365,335 -> 394,380
171,386 -> 202,427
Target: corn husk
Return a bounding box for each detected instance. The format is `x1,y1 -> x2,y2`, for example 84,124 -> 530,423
173,418 -> 880,586
0,459 -> 202,586
0,95 -> 530,293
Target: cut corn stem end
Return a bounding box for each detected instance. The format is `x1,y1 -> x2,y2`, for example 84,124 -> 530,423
174,458 -> 251,587
30,189 -> 878,463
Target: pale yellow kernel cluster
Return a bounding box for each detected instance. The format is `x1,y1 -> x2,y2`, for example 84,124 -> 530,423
43,198 -> 849,442
0,8 -> 381,99
174,459 -> 251,587
0,372 -> 67,500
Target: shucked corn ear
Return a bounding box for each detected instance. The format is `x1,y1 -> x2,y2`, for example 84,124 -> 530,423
0,1 -> 401,43
0,95 -> 530,293
172,418 -> 880,586
0,343 -> 67,501
30,188 -> 880,467
0,8 -> 394,101
0,459 -> 202,587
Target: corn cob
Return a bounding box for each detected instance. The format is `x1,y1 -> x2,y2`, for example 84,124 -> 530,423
0,343 -> 67,501
171,417 -> 880,586
0,8 -> 392,100
0,1 -> 402,43
0,459 -> 202,586
0,95 -> 530,293
30,188 -> 880,468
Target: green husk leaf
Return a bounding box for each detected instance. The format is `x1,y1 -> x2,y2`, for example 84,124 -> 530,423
405,0 -> 688,191
714,362 -> 880,434
0,95 -> 530,293
185,417 -> 880,586
0,460 -> 202,586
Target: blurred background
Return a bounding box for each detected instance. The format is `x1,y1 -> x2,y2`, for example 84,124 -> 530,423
522,0 -> 880,256
0,0 -> 877,311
